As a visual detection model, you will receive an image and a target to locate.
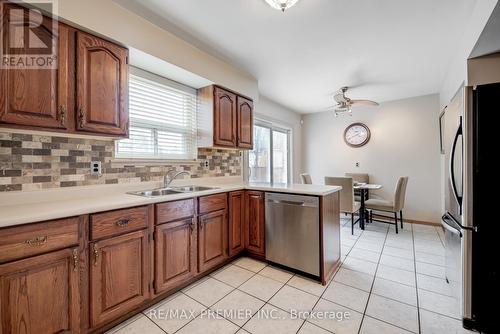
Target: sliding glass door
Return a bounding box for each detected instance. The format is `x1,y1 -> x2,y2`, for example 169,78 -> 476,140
248,122 -> 291,184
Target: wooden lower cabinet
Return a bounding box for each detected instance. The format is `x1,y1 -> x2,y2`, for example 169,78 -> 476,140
0,248 -> 80,334
198,209 -> 228,272
228,191 -> 245,256
0,190 -> 281,332
154,218 -> 197,294
89,230 -> 150,328
245,191 -> 265,256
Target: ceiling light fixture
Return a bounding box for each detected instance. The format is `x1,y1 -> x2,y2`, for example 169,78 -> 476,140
328,86 -> 379,117
265,0 -> 300,12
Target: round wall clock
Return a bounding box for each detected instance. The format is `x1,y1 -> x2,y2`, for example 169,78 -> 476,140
344,123 -> 371,147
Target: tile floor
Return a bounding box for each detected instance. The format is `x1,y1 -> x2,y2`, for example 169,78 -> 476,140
107,219 -> 474,334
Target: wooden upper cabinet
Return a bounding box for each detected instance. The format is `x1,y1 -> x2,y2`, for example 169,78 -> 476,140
198,209 -> 228,273
0,248 -> 80,334
0,4 -> 130,137
237,96 -> 253,149
76,31 -> 129,136
245,191 -> 265,257
228,191 -> 245,257
213,86 -> 237,147
90,230 -> 149,327
155,218 -> 197,294
198,85 -> 253,149
0,4 -> 70,130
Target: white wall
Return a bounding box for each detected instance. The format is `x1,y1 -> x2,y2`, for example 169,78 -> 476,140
440,0 -> 498,109
302,94 -> 441,223
254,96 -> 302,183
33,0 -> 258,100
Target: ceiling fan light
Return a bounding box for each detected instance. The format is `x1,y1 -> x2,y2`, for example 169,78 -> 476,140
264,0 -> 300,12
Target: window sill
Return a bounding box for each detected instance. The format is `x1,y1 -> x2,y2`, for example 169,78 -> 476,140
111,158 -> 199,167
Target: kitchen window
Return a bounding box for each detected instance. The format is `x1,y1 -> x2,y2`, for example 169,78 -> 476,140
115,67 -> 197,161
247,120 -> 291,184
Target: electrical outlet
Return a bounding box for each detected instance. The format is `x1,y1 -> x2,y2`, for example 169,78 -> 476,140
355,162 -> 360,167
91,161 -> 102,176
204,160 -> 209,168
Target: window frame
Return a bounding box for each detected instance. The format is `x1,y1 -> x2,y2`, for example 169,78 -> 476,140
244,118 -> 292,184
114,66 -> 198,163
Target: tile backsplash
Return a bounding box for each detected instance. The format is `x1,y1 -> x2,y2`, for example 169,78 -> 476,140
0,131 -> 241,192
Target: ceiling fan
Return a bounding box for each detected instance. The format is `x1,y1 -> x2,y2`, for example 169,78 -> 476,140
329,86 -> 379,117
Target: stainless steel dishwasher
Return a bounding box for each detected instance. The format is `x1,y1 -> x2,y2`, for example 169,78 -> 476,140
265,192 -> 320,276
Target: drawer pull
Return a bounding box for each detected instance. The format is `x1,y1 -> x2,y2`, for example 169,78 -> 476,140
116,219 -> 130,227
25,236 -> 48,246
93,243 -> 99,266
72,248 -> 79,272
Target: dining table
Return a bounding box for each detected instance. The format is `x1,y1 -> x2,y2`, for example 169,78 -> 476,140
353,183 -> 383,230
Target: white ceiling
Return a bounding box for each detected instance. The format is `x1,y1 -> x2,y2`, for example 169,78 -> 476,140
116,0 -> 477,113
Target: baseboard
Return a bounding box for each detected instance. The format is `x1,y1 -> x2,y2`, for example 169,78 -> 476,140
370,213 -> 439,227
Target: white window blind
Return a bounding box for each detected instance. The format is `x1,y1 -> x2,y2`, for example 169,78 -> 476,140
116,68 -> 197,160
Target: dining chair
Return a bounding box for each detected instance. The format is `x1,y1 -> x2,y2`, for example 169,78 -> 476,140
325,176 -> 361,235
345,173 -> 369,201
365,177 -> 409,233
300,173 -> 312,184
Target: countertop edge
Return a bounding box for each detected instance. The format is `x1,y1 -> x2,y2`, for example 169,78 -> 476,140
0,184 -> 342,228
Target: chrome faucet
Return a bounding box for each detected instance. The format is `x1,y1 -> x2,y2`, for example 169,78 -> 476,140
164,170 -> 190,188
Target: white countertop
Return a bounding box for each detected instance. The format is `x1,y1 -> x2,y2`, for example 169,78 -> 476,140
0,178 -> 341,228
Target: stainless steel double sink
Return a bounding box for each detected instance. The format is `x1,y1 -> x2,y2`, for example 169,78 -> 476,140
128,185 -> 218,198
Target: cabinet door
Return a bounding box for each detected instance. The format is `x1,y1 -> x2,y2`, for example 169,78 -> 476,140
198,209 -> 228,272
155,219 -> 196,294
213,87 -> 237,147
245,191 -> 265,256
228,191 -> 245,257
0,5 -> 69,129
237,96 -> 253,149
90,230 -> 149,327
0,248 -> 80,334
76,31 -> 128,136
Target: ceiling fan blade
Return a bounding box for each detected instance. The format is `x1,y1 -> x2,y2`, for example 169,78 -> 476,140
350,99 -> 379,106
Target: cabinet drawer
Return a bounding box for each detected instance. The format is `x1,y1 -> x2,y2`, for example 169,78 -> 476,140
0,217 -> 80,263
91,206 -> 148,240
198,193 -> 227,215
156,199 -> 195,224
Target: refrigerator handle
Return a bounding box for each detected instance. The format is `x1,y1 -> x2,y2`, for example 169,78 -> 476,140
444,211 -> 476,232
441,213 -> 462,237
450,117 -> 463,209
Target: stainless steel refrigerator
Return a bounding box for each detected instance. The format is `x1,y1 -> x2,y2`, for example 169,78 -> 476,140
442,83 -> 499,333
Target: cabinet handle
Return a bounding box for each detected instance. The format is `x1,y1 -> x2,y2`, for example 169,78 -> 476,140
25,236 -> 47,247
116,219 -> 130,227
78,107 -> 86,128
93,243 -> 99,266
190,220 -> 195,232
72,248 -> 79,272
58,105 -> 66,126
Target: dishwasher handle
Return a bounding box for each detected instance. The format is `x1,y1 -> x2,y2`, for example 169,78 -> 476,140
268,199 -> 305,206
266,199 -> 319,208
